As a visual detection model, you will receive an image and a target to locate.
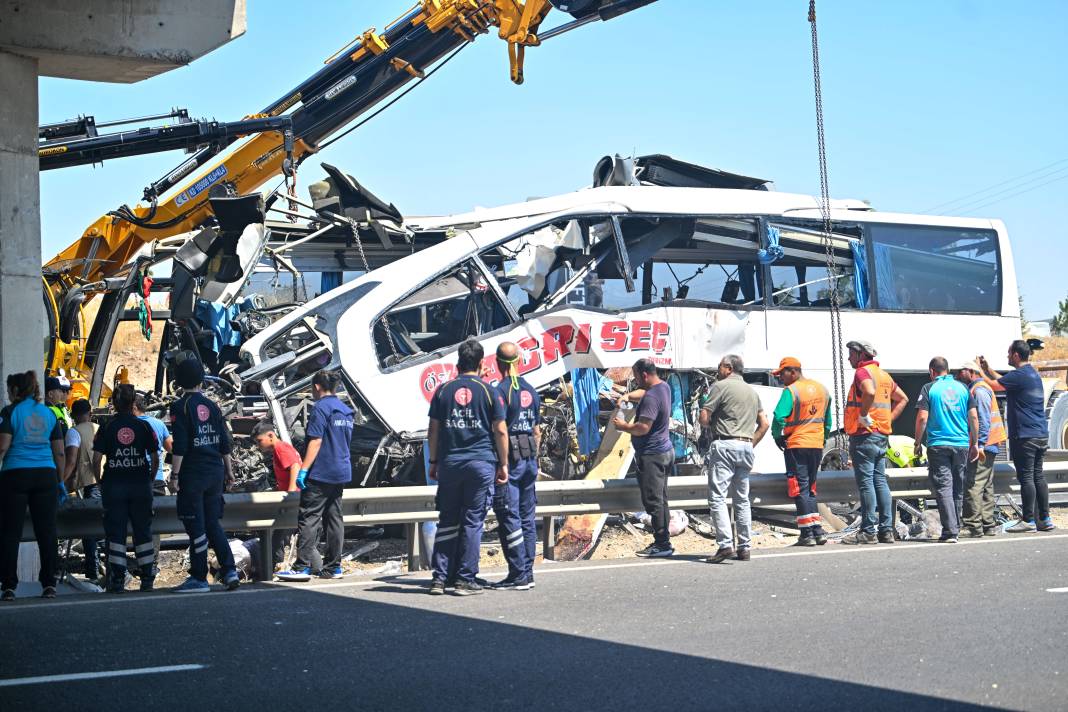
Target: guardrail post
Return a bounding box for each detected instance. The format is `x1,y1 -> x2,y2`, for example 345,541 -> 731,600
542,516 -> 555,561
405,523 -> 422,572
257,529 -> 274,582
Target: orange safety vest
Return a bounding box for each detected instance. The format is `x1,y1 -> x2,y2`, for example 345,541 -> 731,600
970,380 -> 1007,447
783,378 -> 829,449
844,362 -> 894,436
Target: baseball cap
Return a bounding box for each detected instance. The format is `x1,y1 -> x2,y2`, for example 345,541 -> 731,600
772,357 -> 802,376
175,358 -> 205,389
45,375 -> 71,391
846,339 -> 877,357
957,361 -> 982,372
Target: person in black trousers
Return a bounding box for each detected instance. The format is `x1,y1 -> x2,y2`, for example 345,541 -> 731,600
0,371 -> 66,601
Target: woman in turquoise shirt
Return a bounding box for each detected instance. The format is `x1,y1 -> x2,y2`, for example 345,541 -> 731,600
0,371 -> 65,601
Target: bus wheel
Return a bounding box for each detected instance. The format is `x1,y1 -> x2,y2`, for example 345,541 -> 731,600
821,434 -> 849,471
1050,391 -> 1068,449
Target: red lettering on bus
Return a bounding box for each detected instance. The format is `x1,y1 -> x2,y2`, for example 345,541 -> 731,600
575,323 -> 592,354
516,336 -> 541,374
630,320 -> 653,350
600,321 -> 629,352
542,325 -> 575,364
651,322 -> 670,353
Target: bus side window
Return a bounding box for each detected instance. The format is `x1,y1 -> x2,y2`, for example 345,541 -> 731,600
765,223 -> 862,309
869,225 -> 999,313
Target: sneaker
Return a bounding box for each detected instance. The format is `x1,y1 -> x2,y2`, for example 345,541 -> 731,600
814,533 -> 828,546
41,586 -> 57,599
139,578 -> 155,593
452,580 -> 483,596
939,534 -> 959,543
276,567 -> 313,582
794,536 -> 817,547
962,527 -> 984,539
1006,520 -> 1036,533
1,589 -> 14,602
174,576 -> 210,594
444,580 -> 457,593
841,531 -> 877,545
1037,518 -> 1057,532
222,571 -> 241,591
319,566 -> 344,580
636,543 -> 674,558
983,526 -> 999,537
428,579 -> 446,596
704,547 -> 734,564
494,576 -> 533,591
735,548 -> 751,562
877,530 -> 895,544
473,576 -> 490,587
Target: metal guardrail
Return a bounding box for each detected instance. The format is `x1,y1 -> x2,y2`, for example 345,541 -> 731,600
37,455 -> 1068,579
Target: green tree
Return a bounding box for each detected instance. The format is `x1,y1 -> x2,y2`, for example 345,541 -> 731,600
1020,295 -> 1027,333
1052,293 -> 1068,336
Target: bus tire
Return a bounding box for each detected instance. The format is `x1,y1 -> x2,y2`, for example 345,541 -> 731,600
1049,391 -> 1068,449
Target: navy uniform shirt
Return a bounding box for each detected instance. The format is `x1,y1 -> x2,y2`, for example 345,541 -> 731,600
306,395 -> 355,485
428,374 -> 506,466
495,377 -> 540,435
169,392 -> 232,475
93,413 -> 157,481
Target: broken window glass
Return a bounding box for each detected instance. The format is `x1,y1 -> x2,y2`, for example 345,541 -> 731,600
765,222 -> 861,308
374,260 -> 512,366
869,224 -> 1000,313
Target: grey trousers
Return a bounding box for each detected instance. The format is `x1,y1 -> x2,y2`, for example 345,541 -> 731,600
927,446 -> 968,537
705,440 -> 755,550
962,452 -> 996,530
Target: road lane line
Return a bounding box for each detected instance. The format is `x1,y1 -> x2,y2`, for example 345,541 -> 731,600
0,664 -> 205,687
2,532 -> 1065,610
1046,587 -> 1068,593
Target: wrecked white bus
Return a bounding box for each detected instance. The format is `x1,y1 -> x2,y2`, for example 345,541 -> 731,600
238,155 -> 1034,483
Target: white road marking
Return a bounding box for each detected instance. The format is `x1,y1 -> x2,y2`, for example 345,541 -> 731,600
2,532 -> 1065,611
0,664 -> 205,687
1046,587 -> 1068,593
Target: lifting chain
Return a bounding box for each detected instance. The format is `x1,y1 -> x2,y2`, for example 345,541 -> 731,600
808,0 -> 848,455
346,220 -> 401,362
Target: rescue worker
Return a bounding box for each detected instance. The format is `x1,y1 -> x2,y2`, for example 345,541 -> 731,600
914,357 -> 978,543
770,357 -> 832,547
613,359 -> 677,558
977,341 -> 1054,532
0,371 -> 65,601
426,338 -> 508,596
957,362 -> 1006,537
168,358 -> 240,593
45,376 -> 79,490
70,399 -> 102,581
841,340 -> 908,545
699,354 -> 769,563
490,341 -> 540,590
93,384 -> 159,592
276,370 -> 355,582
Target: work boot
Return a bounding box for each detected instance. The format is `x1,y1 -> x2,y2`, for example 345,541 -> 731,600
841,530 -> 877,545
962,527 -> 984,539
41,586 -> 57,599
983,526 -> 999,537
452,580 -> 483,596
428,579 -> 446,596
735,548 -> 751,561
877,530 -> 895,544
1,589 -> 14,602
139,577 -> 155,593
814,533 -> 828,546
704,547 -> 734,564
794,535 -> 817,547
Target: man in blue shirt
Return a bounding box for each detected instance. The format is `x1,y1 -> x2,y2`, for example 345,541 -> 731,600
978,340 -> 1054,532
490,341 -> 540,591
915,356 -> 978,543
278,370 -> 355,581
134,396 -> 172,496
426,338 -> 508,596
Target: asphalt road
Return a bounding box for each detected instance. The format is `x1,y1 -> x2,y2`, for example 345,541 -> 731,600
2,533 -> 1067,711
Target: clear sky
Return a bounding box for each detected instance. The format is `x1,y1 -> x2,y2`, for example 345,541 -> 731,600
38,0 -> 1068,319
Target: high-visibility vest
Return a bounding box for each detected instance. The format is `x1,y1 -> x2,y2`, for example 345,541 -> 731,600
783,378 -> 829,449
844,363 -> 894,435
970,380 -> 1007,447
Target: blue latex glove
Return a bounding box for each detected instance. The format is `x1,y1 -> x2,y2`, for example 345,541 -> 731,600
296,469 -> 308,490
57,481 -> 69,506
